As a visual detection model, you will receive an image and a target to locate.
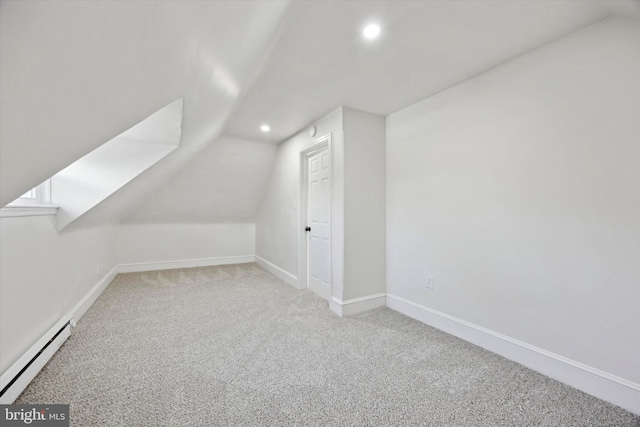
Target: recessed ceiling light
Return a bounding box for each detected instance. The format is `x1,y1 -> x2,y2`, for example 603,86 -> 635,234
260,124 -> 270,132
363,24 -> 381,39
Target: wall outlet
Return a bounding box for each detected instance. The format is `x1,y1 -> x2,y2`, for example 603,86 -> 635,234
426,275 -> 434,289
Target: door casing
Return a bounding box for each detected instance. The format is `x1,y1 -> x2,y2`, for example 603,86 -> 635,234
298,133 -> 332,297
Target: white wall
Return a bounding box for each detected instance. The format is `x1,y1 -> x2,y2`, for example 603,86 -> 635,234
256,107 -> 344,291
116,135 -> 276,271
342,108 -> 386,300
386,15 -> 639,386
123,136 -> 276,224
256,106 -> 387,308
0,1 -> 289,225
0,216 -> 117,375
117,223 -> 255,268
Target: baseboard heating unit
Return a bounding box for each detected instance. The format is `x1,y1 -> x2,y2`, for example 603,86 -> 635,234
0,318 -> 72,404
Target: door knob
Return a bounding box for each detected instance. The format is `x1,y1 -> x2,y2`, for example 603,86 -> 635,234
305,227 -> 311,232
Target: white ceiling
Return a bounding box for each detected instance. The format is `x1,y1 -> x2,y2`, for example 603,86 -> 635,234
225,0 -> 640,143
0,0 -> 288,211
123,136 -> 276,224
1,0 -> 638,225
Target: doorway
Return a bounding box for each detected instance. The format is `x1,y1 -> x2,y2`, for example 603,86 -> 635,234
299,135 -> 331,301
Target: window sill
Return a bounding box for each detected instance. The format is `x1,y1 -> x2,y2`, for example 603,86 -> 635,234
0,204 -> 59,218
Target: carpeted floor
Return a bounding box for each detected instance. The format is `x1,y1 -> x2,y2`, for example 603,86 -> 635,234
16,263 -> 640,426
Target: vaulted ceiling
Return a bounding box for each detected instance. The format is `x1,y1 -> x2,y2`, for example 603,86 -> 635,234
225,0 -> 640,143
1,0 -> 638,226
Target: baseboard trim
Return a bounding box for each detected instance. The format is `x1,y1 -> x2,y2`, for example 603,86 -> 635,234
118,255 -> 255,273
70,265 -> 118,326
330,293 -> 387,317
0,320 -> 71,404
386,293 -> 640,415
255,256 -> 300,289
0,266 -> 118,403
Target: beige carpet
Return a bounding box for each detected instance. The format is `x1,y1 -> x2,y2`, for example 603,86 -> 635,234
16,263 -> 640,426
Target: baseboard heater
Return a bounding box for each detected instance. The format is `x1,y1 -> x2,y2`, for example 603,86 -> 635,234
0,318 -> 72,404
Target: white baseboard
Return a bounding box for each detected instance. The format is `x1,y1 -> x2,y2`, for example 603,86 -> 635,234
330,293 -> 387,317
70,265 -> 118,326
0,320 -> 71,404
118,255 -> 255,273
255,256 -> 300,289
0,266 -> 118,403
386,293 -> 640,416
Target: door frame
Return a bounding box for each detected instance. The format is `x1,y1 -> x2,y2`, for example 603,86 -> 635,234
298,133 -> 332,296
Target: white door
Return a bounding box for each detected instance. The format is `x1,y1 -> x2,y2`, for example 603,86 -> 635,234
307,149 -> 331,300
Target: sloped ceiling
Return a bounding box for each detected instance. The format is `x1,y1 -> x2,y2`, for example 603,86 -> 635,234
225,0 -> 640,143
0,0 -> 289,211
1,0 -> 638,227
123,136 -> 276,224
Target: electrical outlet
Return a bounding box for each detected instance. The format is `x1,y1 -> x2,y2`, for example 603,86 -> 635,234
426,275 -> 434,289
